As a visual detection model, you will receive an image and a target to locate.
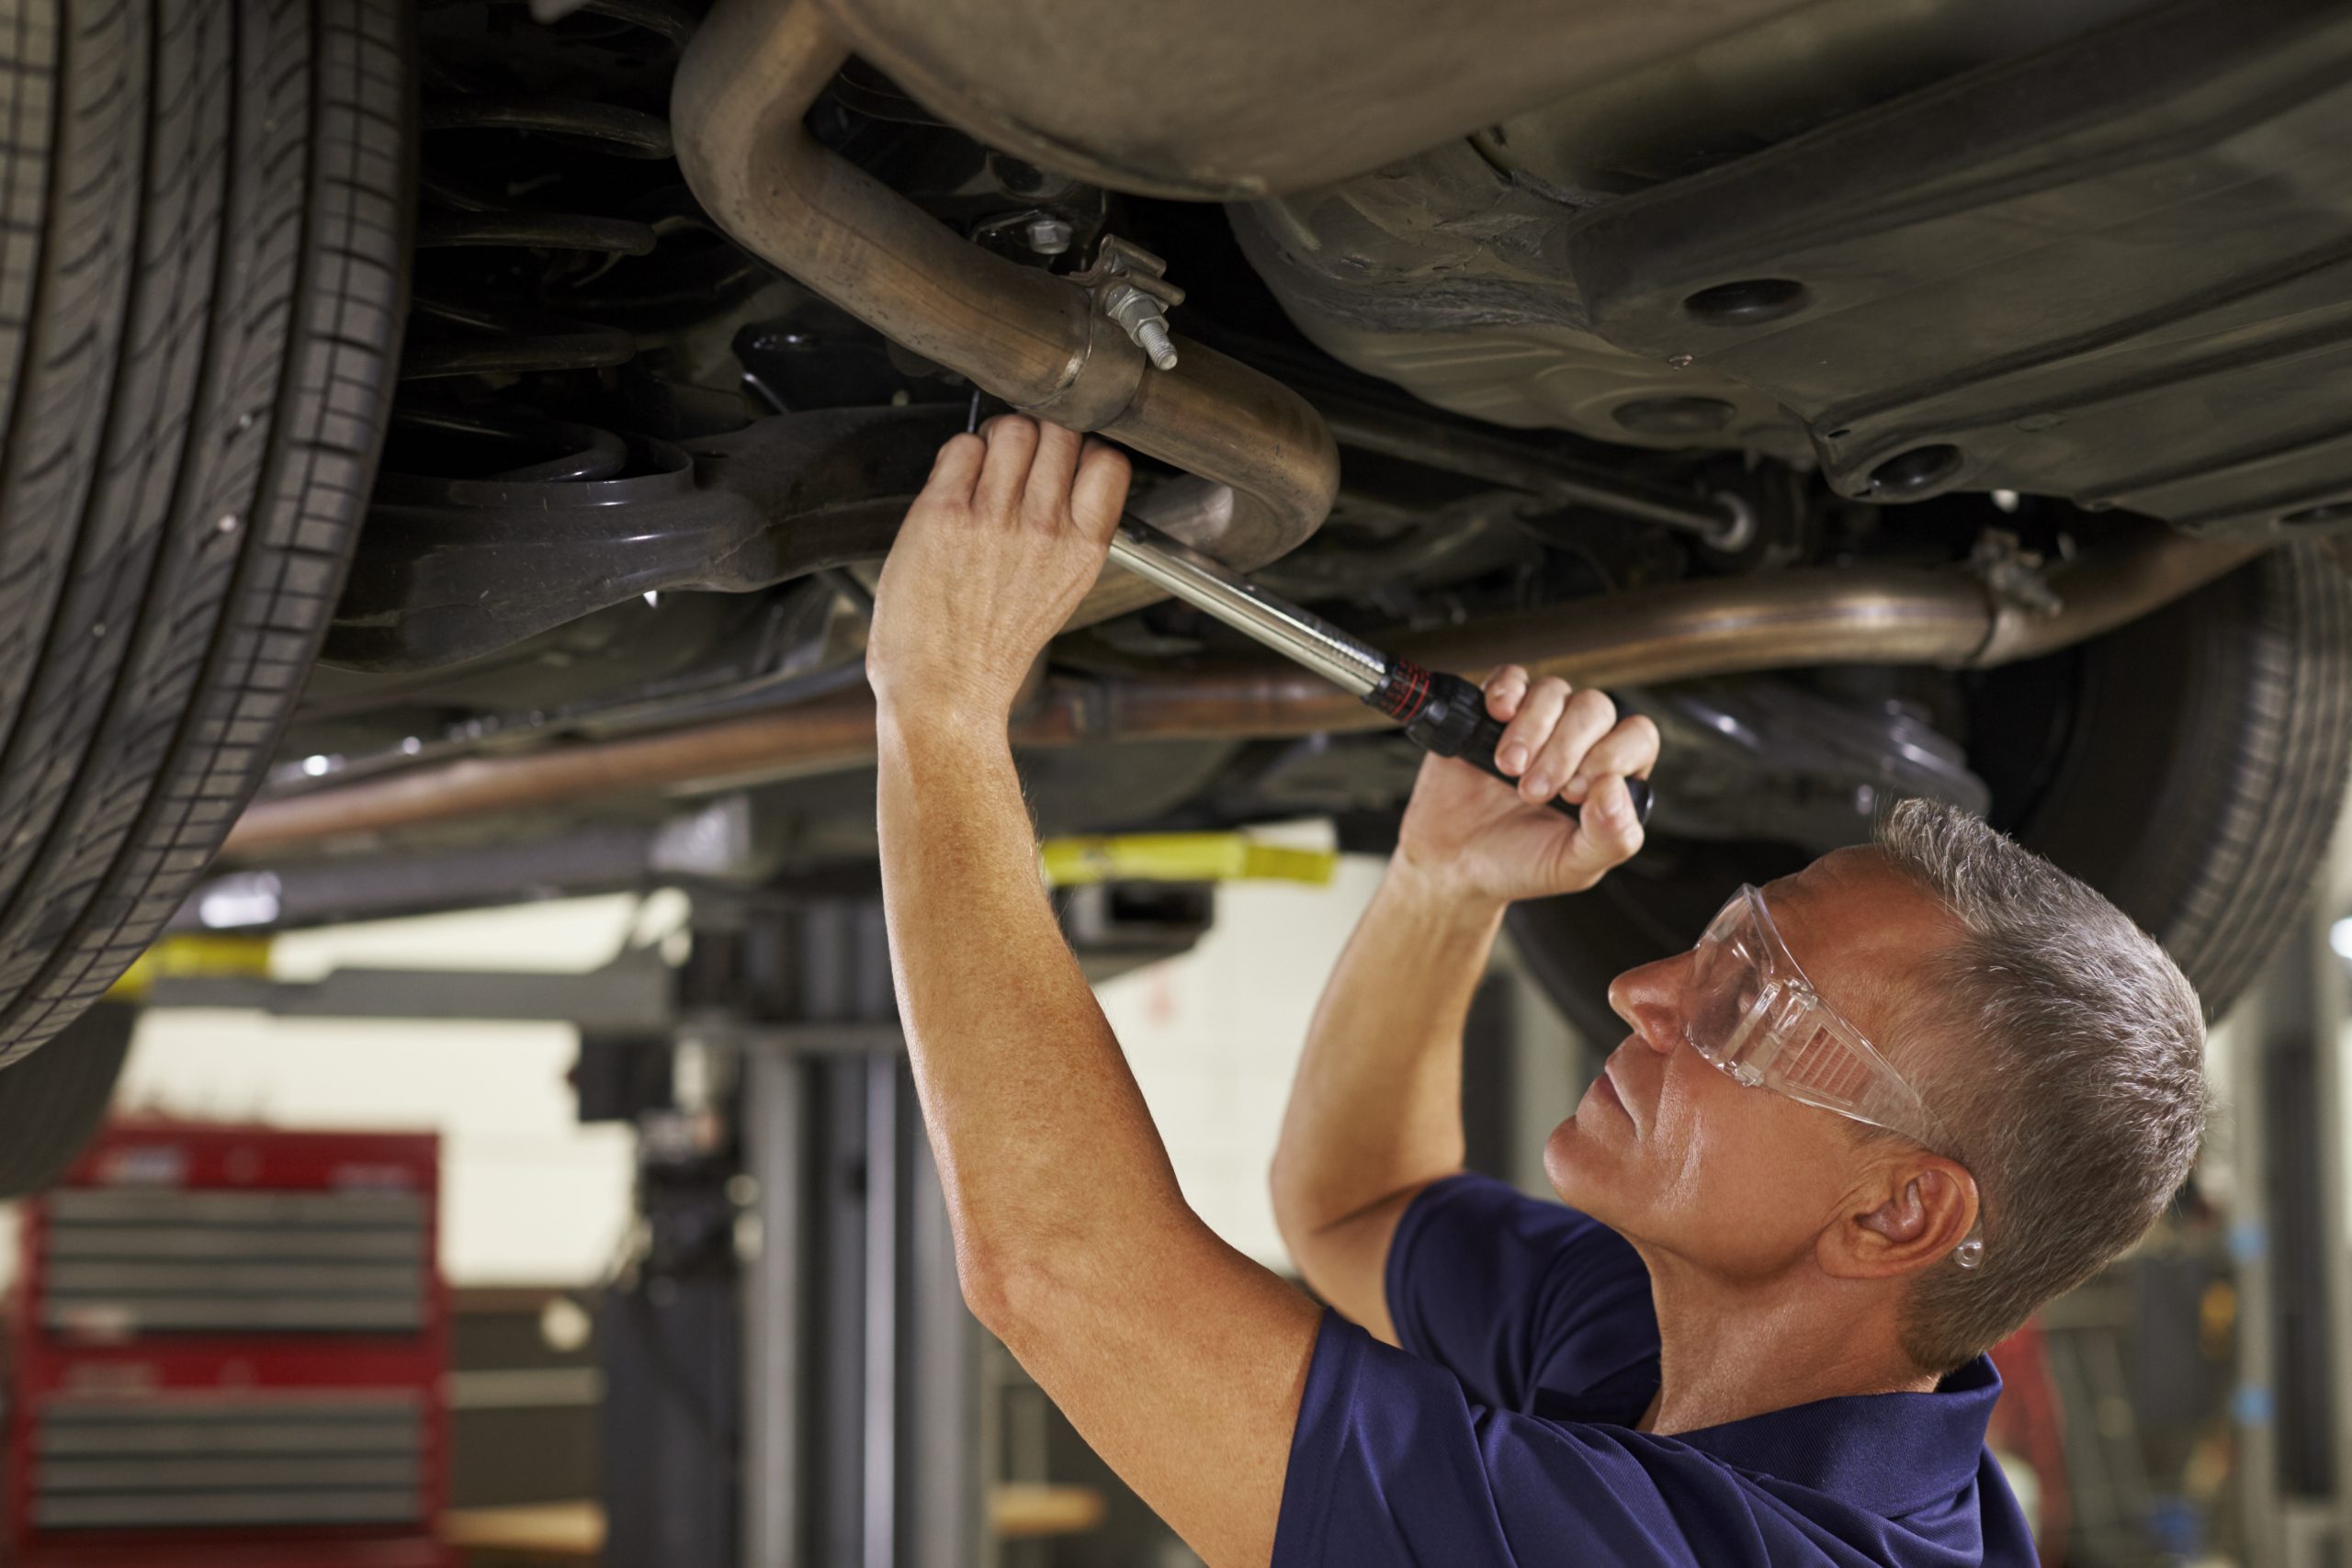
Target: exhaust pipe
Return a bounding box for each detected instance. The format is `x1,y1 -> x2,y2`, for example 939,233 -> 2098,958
669,0 -> 1340,621
220,531 -> 2265,858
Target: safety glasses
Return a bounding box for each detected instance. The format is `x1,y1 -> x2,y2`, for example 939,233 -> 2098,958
1683,885 -> 1984,1269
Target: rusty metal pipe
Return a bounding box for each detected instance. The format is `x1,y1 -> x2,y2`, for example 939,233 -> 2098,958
668,0 -> 1340,622
1080,534 -> 2271,738
225,688 -> 892,856
1410,532 -> 2269,684
222,533 -> 2264,859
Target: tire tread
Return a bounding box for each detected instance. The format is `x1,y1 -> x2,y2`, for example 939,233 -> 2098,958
0,0 -> 408,1064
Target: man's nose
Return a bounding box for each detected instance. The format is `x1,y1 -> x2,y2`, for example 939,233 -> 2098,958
1608,954 -> 1686,1055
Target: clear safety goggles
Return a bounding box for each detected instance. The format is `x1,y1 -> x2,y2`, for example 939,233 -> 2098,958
1684,885 -> 1983,1269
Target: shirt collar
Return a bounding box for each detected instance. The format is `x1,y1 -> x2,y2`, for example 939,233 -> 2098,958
1536,1353 -> 2004,1519
1673,1355 -> 2004,1517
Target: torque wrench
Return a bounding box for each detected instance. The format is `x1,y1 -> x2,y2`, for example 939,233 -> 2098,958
1108,517 -> 1654,827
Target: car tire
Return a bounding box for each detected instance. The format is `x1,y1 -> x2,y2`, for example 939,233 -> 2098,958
0,999 -> 137,1197
0,0 -> 410,1072
1508,541 -> 2352,1037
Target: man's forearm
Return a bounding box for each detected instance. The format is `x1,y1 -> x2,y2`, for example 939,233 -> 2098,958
875,697 -> 1325,1568
1271,854 -> 1506,1239
874,704 -> 1186,1283
862,422 -> 1340,1568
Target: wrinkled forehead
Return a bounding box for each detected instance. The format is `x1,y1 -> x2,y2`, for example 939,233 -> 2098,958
1755,848 -> 1962,1066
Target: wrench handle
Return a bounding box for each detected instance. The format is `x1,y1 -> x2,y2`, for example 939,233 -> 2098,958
1372,662 -> 1655,827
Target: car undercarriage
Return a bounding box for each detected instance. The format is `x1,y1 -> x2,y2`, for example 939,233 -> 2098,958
5,0 -> 2352,1102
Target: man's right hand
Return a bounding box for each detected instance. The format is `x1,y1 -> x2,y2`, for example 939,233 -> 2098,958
1395,665 -> 1658,907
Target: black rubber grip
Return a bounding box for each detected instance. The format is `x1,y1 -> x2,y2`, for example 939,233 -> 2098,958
1370,662 -> 1655,827
1450,705 -> 1657,825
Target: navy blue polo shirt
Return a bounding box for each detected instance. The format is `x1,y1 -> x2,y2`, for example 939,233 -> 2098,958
1273,1174 -> 2036,1566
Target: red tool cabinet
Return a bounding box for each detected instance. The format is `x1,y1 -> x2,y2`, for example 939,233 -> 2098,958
6,1121 -> 451,1568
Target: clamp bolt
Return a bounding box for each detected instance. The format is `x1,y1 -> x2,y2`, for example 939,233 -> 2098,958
1104,282 -> 1179,370
1073,236 -> 1185,372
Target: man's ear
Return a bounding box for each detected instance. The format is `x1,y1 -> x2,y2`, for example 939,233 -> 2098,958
1826,1158 -> 1979,1280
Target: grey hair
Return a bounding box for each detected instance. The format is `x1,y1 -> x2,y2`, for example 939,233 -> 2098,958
1871,799 -> 2209,1374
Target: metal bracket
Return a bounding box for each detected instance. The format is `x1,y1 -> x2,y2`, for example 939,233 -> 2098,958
1968,528 -> 2064,616
1962,527 -> 2071,668
1069,235 -> 1185,310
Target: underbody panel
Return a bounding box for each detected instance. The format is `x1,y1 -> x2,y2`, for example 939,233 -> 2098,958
1239,0 -> 2352,538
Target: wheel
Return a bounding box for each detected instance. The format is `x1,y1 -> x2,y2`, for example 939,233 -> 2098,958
0,0 -> 411,1065
0,999 -> 137,1197
1508,542 -> 2352,1039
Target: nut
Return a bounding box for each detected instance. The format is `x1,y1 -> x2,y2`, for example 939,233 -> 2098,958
1023,217 -> 1074,256
1103,283 -> 1179,371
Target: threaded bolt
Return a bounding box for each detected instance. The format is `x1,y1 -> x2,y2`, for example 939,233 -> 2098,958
1103,283 -> 1180,371
1133,316 -> 1178,370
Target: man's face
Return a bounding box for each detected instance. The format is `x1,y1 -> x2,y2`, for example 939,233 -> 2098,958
1544,847 -> 1957,1282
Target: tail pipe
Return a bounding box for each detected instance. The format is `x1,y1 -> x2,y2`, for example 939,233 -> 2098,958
669,0 -> 1340,620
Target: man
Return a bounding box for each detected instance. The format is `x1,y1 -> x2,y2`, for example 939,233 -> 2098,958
867,415 -> 2209,1566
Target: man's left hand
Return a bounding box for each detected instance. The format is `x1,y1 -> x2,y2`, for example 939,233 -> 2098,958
867,416 -> 1132,725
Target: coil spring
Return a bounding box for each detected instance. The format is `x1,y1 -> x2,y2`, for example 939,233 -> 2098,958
387,400 -> 631,483
395,0 -> 692,477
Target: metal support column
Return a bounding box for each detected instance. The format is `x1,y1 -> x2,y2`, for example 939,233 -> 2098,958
714,897 -> 982,1568
908,1124 -> 988,1568
2232,876 -> 2352,1568
862,1054 -> 899,1568
2319,829 -> 2352,1563
742,1044 -> 805,1568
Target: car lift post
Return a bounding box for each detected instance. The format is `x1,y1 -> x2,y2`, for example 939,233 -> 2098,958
684,897 -> 982,1568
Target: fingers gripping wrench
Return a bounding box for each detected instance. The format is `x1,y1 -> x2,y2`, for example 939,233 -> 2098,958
1108,518 -> 1654,828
